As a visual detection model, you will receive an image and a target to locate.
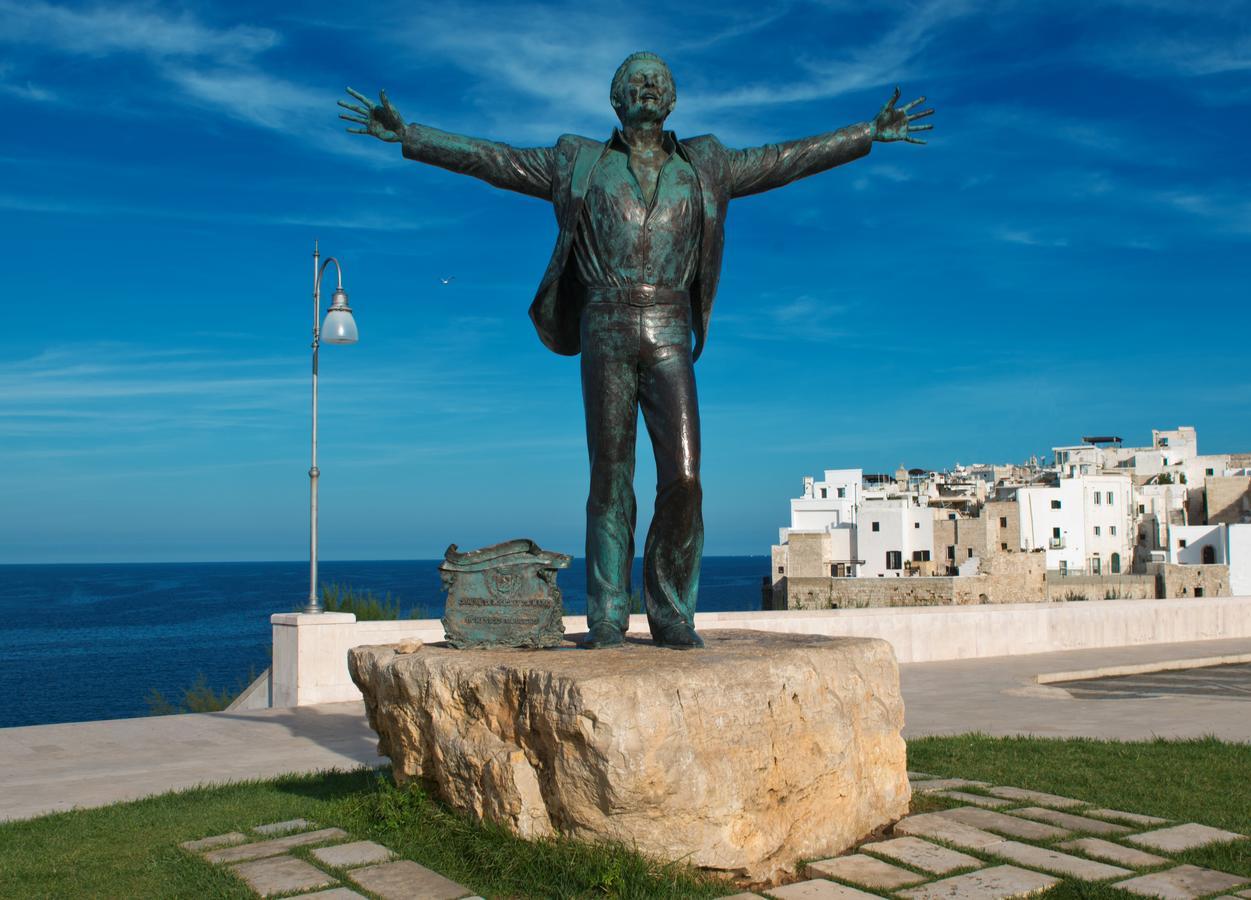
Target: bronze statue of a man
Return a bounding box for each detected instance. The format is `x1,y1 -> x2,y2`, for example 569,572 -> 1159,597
340,52 -> 932,649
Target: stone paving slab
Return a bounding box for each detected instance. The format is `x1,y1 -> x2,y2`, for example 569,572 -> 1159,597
203,828 -> 349,864
180,831 -> 247,852
312,840 -> 395,868
255,818 -> 314,836
985,840 -> 1132,881
1113,864 -> 1250,900
1057,838 -> 1169,868
932,790 -> 1014,809
937,807 -> 1070,841
1236,890 -> 1251,898
807,853 -> 927,889
912,778 -> 992,793
766,880 -> 881,900
1009,806 -> 1131,836
718,894 -> 766,899
984,787 -> 1084,809
1086,809 -> 1168,827
349,859 -> 474,900
291,890 -> 368,899
897,864 -> 1061,900
861,836 -> 985,874
1127,823 -> 1246,853
230,855 -> 336,897
908,771 -> 938,779
894,813 -> 1007,850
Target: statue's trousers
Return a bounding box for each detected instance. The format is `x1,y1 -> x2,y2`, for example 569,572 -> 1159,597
580,297 -> 703,637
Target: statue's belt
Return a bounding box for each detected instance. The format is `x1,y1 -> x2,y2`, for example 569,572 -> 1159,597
585,285 -> 690,307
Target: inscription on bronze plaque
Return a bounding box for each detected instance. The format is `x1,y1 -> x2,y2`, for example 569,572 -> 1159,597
440,539 -> 571,649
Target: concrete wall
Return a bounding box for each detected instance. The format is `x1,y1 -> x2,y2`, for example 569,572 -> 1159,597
269,596 -> 1251,707
1231,525 -> 1251,596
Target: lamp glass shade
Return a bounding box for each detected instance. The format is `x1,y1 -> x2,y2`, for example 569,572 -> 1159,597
322,307 -> 358,344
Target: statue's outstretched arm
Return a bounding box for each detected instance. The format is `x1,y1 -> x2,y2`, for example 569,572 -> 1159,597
728,88 -> 932,199
339,88 -> 555,201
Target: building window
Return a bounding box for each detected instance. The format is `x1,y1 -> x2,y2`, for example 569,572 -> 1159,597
1138,504 -> 1145,514
1206,468 -> 1214,477
1092,557 -> 1102,575
1203,545 -> 1216,564
1195,587 -> 1204,598
914,522 -> 921,529
1051,500 -> 1062,509
886,551 -> 902,570
1094,493 -> 1101,505
948,513 -> 957,520
999,517 -> 1008,528
820,488 -> 827,498
777,566 -> 784,574
872,521 -> 880,532
968,548 -> 975,558
1110,526 -> 1117,536
1179,539 -> 1187,548
1094,526 -> 1101,536
1052,527 -> 1061,539
837,487 -> 846,498
911,550 -> 931,562
1001,542 -> 1008,550
1111,552 -> 1121,574
947,545 -> 956,560
1107,491 -> 1114,504
1160,436 -> 1169,447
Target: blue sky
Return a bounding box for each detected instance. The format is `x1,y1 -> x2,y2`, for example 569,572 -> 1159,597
2,0 -> 1249,563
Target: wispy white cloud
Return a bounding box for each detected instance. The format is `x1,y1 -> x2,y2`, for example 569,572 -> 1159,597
995,227 -> 1070,248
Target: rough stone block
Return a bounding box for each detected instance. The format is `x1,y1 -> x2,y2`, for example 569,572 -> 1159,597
254,818 -> 314,836
203,828 -> 348,864
985,787 -> 1083,809
806,853 -> 926,889
180,832 -> 246,852
932,791 -> 1012,809
1057,838 -> 1168,868
893,813 -> 1006,850
986,841 -> 1132,880
1085,809 -> 1168,827
1010,807 -> 1131,836
768,881 -> 882,900
898,865 -> 1060,900
861,836 -> 984,874
1113,865 -> 1249,900
1127,824 -> 1246,853
937,807 -> 1069,841
230,856 -> 336,897
348,860 -> 473,900
349,630 -> 909,882
312,840 -> 395,868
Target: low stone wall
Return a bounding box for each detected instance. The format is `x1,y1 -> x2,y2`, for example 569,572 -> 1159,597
1045,575 -> 1156,602
271,596 -> 1251,707
1154,563 -> 1229,598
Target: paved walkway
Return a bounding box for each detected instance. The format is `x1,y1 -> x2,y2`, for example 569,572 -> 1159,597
4,637 -> 1251,823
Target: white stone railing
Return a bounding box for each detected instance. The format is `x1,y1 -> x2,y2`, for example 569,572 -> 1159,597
269,596 -> 1251,708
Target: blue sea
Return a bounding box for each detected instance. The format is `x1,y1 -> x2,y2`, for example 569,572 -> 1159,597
0,557 -> 768,729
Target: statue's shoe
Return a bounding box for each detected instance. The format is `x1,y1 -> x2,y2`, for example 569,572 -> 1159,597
653,623 -> 705,649
580,622 -> 625,649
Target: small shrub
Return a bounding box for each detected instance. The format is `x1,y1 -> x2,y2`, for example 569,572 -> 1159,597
145,669 -> 257,716
1062,590 -> 1089,602
319,582 -> 423,620
1105,588 -> 1126,600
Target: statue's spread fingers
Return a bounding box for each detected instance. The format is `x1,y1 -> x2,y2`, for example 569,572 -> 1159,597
346,126 -> 370,134
905,135 -> 928,144
901,96 -> 926,112
337,99 -> 369,115
339,113 -> 368,124
908,108 -> 935,121
345,87 -> 373,106
908,123 -> 933,132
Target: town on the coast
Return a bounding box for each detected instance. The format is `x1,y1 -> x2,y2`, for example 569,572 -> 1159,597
769,426 -> 1251,609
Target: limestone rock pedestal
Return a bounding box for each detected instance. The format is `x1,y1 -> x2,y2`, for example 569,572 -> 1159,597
348,629 -> 909,882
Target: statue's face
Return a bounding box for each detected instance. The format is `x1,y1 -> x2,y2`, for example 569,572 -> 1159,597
617,58 -> 675,126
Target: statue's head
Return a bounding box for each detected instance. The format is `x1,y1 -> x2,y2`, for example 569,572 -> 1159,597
610,51 -> 676,127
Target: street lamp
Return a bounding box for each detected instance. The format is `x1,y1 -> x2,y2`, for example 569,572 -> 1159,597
305,241 -> 358,614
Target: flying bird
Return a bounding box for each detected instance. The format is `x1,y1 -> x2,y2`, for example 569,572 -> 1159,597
439,276 -> 455,285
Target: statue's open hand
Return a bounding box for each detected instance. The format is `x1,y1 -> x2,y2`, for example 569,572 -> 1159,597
338,88 -> 405,143
871,87 -> 933,144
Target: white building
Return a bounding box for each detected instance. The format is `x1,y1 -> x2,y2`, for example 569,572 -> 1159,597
857,498 -> 935,578
1018,473 -> 1134,574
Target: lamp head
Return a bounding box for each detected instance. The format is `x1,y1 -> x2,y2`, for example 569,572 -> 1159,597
321,288 -> 358,344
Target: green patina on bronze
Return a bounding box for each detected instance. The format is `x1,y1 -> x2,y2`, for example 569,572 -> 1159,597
439,539 -> 571,649
340,53 -> 932,651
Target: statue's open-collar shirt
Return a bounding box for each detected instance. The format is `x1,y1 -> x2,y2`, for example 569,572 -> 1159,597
570,128 -> 702,292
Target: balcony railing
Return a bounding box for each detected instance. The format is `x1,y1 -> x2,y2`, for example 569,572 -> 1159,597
1049,538 -> 1065,549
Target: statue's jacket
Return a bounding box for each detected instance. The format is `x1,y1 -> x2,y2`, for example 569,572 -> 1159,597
401,123 -> 872,361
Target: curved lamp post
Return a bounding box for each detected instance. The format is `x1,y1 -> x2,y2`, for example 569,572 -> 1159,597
306,241 -> 358,614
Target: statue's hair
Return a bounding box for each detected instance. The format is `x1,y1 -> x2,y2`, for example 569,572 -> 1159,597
610,51 -> 675,118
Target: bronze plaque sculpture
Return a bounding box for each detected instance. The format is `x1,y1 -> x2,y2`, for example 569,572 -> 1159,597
340,53 -> 932,650
440,540 -> 570,649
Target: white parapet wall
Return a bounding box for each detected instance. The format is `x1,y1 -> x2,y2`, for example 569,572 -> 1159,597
270,596 -> 1251,708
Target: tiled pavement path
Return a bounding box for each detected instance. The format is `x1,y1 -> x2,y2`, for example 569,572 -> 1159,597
182,775 -> 1250,899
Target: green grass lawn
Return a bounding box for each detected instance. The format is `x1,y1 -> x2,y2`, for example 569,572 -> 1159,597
0,735 -> 1247,899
